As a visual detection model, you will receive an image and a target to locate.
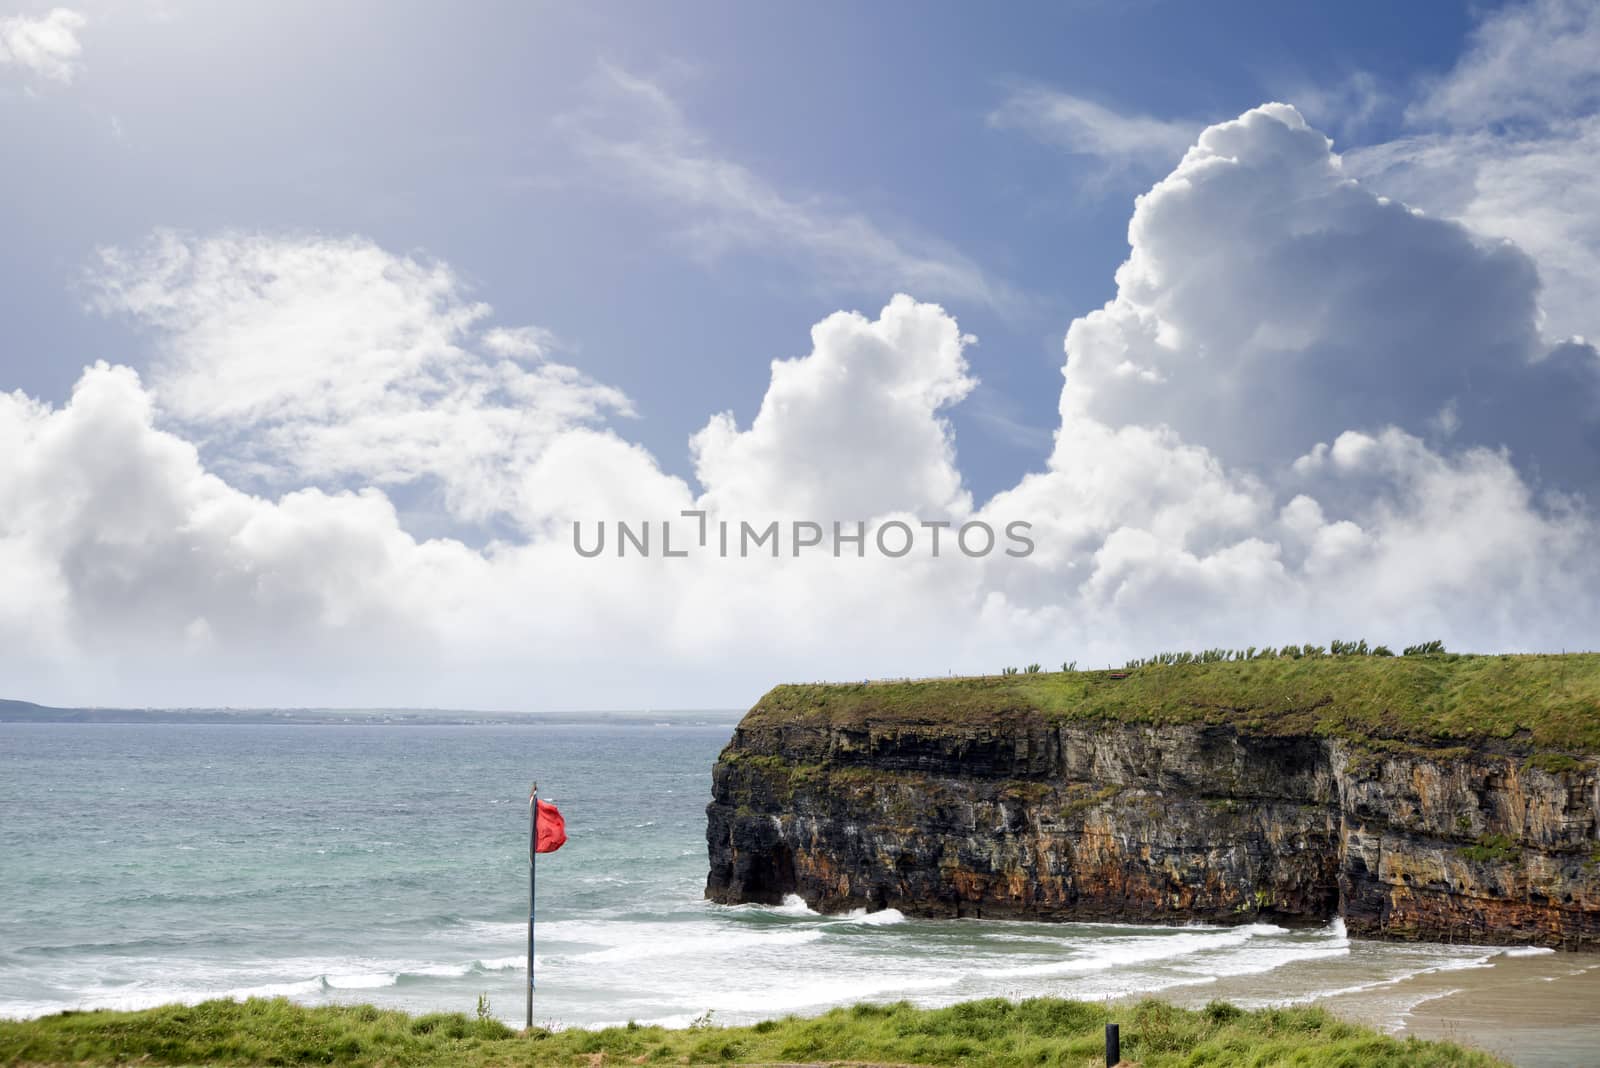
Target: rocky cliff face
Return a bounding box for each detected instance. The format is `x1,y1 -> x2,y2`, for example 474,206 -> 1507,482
705,712 -> 1600,948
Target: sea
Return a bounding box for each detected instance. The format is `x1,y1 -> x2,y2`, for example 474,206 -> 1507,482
0,720 -> 1554,1032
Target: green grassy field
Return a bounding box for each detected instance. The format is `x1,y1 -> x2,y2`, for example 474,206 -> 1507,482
0,995 -> 1510,1067
748,652 -> 1600,753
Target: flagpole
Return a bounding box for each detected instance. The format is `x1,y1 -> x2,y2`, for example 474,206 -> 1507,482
527,781 -> 537,1030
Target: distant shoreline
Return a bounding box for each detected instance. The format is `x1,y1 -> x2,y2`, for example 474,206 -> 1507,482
0,698 -> 742,727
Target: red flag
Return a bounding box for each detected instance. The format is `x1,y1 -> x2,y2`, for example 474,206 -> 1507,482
535,798 -> 566,854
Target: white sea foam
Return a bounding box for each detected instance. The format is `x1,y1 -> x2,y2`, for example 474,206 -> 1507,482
775,894 -> 821,916
837,907 -> 906,926
1268,949 -> 1503,1006
1401,987 -> 1466,1014
574,926 -> 824,963
6,952 -> 535,1014
0,999 -> 82,1019
1497,945 -> 1556,957
1182,942 -> 1350,979
714,898 -> 902,925
227,977 -> 329,998
411,962 -> 478,979
648,971 -> 964,1017
324,972 -> 398,990
706,893 -> 822,919
1043,969 -> 1224,1003
977,922 -> 1290,980
475,955 -> 528,971
456,920 -> 530,941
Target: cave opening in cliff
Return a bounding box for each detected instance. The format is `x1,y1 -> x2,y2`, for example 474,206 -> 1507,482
760,842 -> 798,902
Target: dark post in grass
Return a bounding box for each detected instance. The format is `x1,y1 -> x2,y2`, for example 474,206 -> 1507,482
1105,1022 -> 1120,1066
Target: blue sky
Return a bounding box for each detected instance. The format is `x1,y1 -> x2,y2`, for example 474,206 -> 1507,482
3,0 -> 1598,709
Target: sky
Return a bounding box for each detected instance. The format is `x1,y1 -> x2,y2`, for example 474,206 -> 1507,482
2,0 -> 1598,711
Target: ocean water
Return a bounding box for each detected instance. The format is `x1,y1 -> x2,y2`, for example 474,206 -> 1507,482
0,722 -> 1533,1029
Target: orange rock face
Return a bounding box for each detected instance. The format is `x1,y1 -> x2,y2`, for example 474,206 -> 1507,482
705,717 -> 1600,947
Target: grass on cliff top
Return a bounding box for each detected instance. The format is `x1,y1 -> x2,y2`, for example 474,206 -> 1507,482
0,995 -> 1510,1067
748,652 -> 1600,753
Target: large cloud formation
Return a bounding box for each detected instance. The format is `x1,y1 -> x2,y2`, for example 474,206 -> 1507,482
1060,105 -> 1596,491
987,104 -> 1598,664
4,100 -> 1598,709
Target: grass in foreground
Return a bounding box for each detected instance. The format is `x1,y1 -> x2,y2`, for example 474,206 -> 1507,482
750,652 -> 1600,753
0,995 -> 1510,1067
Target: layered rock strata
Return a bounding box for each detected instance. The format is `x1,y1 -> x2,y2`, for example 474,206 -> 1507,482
706,712 -> 1600,948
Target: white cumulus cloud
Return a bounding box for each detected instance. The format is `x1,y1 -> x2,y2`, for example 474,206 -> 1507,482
1056,103 -> 1599,495
0,362 -> 487,703
0,7 -> 85,85
89,232 -> 635,529
692,295 -> 976,521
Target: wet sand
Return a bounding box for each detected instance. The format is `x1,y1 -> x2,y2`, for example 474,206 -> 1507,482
1140,943 -> 1600,1067
1335,950 -> 1600,1068
1152,946 -> 1600,1061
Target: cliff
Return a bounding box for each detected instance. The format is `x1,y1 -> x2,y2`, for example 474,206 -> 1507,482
705,653 -> 1600,948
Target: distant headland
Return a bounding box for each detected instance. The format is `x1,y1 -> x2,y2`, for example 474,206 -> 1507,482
0,698 -> 740,727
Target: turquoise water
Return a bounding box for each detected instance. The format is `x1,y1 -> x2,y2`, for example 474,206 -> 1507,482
0,722 -> 1532,1029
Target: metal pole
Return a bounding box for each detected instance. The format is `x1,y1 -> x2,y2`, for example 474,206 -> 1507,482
527,781 -> 537,1030
1105,1022 -> 1120,1066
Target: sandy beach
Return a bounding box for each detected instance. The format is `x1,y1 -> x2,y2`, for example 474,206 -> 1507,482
1342,949 -> 1600,1068
1148,944 -> 1600,1068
